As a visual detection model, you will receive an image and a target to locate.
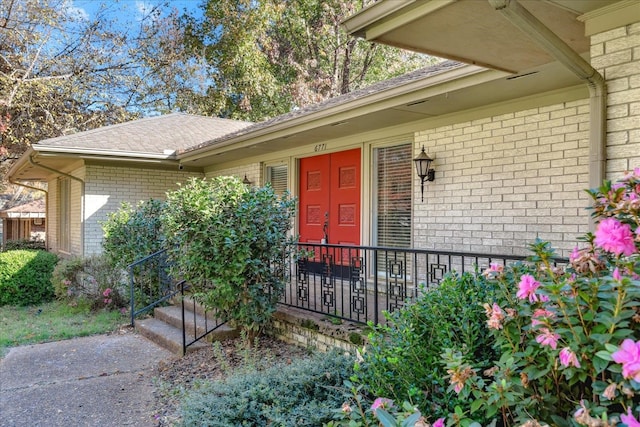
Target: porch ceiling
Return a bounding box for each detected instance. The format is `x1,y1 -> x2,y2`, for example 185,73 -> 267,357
181,59 -> 585,167
342,0 -> 614,74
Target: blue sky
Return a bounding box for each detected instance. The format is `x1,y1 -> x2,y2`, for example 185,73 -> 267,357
68,0 -> 202,25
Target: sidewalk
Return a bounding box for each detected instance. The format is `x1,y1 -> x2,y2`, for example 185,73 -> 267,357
0,333 -> 174,427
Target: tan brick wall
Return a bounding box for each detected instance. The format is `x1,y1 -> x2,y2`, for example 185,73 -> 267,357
414,99 -> 591,257
591,22 -> 640,177
205,163 -> 262,184
83,165 -> 203,255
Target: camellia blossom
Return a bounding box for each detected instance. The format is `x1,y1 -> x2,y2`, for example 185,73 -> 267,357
613,267 -> 622,281
433,418 -> 446,427
483,303 -> 505,330
559,347 -> 581,368
482,263 -> 503,278
516,274 -> 541,302
531,308 -> 555,327
535,328 -> 560,350
370,397 -> 393,414
621,407 -> 640,427
594,218 -> 637,256
611,339 -> 640,382
103,288 -> 112,297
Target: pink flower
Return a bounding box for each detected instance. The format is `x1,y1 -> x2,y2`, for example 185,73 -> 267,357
594,218 -> 637,256
371,397 -> 393,414
559,347 -> 581,368
535,328 -> 560,350
483,263 -> 503,278
613,268 -> 622,281
531,308 -> 555,327
103,288 -> 112,297
516,274 -> 541,302
612,339 -> 640,382
433,418 -> 446,427
570,246 -> 581,262
621,408 -> 640,427
484,303 -> 505,330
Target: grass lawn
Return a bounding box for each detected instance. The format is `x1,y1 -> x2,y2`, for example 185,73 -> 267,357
0,300 -> 128,358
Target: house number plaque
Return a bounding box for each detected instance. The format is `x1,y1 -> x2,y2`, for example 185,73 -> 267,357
314,143 -> 327,152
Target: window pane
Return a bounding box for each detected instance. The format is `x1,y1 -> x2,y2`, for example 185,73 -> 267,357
266,164 -> 288,196
374,144 -> 412,248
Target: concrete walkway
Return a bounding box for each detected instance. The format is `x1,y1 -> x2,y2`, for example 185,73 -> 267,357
0,333 -> 174,427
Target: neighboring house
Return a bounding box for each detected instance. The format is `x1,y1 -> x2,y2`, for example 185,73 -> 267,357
0,198 -> 46,245
6,0 -> 639,260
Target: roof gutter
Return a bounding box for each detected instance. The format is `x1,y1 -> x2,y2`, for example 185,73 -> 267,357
28,154 -> 85,256
488,0 -> 606,230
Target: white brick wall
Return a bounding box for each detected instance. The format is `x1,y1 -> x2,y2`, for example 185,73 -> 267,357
83,165 -> 203,255
591,22 -> 640,177
414,99 -> 591,257
206,163 -> 262,184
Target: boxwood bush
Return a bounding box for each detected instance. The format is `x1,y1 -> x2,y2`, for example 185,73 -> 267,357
0,249 -> 58,306
180,350 -> 354,426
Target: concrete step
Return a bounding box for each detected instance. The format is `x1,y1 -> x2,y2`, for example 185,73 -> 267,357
137,301 -> 239,356
136,317 -> 208,356
154,304 -> 237,342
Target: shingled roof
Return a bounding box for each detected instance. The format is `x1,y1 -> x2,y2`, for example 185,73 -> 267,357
180,60 -> 463,154
35,113 -> 253,156
0,199 -> 46,218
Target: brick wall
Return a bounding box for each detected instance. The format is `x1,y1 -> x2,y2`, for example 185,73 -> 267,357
590,22 -> 640,177
83,165 -> 203,255
205,163 -> 262,184
414,99 -> 591,257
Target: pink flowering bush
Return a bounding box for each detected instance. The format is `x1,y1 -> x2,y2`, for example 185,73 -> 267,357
441,169 -> 640,426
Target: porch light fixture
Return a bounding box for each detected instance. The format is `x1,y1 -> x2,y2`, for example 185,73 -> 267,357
242,174 -> 252,185
413,145 -> 435,202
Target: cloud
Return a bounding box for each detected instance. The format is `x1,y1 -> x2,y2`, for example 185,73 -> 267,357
64,1 -> 89,21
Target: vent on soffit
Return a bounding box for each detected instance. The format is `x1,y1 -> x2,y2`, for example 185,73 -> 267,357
506,71 -> 540,80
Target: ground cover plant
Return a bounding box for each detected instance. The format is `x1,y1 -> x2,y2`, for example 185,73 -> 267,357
0,249 -> 58,306
0,300 -> 126,358
333,168 -> 640,427
179,349 -> 354,426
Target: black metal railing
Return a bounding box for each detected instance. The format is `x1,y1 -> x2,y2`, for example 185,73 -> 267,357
128,250 -> 228,354
128,244 -> 567,349
282,243 -> 568,325
128,249 -> 175,326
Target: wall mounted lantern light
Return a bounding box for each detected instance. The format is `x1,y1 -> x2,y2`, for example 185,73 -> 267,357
413,145 -> 435,202
242,174 -> 253,185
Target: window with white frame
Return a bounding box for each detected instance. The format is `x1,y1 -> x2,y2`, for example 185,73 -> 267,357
59,178 -> 70,252
265,163 -> 288,196
373,143 -> 412,248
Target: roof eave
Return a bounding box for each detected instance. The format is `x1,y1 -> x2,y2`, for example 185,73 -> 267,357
179,63 -> 493,162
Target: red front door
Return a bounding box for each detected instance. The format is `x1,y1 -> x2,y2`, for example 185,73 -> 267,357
299,149 -> 361,247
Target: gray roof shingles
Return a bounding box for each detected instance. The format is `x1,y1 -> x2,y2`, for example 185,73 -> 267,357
35,113 -> 253,155
180,60 -> 464,154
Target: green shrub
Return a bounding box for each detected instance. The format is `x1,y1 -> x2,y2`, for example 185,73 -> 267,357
0,249 -> 58,306
180,351 -> 354,426
101,199 -> 165,268
356,271 -> 498,419
52,254 -> 126,310
162,177 -> 296,340
3,239 -> 46,251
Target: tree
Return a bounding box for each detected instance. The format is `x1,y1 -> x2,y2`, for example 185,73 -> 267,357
0,0 -> 191,189
178,0 -> 435,120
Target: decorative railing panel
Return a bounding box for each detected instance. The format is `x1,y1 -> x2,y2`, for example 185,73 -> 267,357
282,243 -> 568,325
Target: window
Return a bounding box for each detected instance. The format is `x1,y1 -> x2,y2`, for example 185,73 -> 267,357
59,178 -> 70,252
373,143 -> 412,248
265,164 -> 288,196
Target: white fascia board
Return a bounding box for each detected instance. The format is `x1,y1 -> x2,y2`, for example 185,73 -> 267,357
34,145 -> 178,161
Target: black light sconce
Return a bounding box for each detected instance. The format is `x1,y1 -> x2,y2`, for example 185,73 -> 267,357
413,145 -> 435,202
242,174 -> 253,185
